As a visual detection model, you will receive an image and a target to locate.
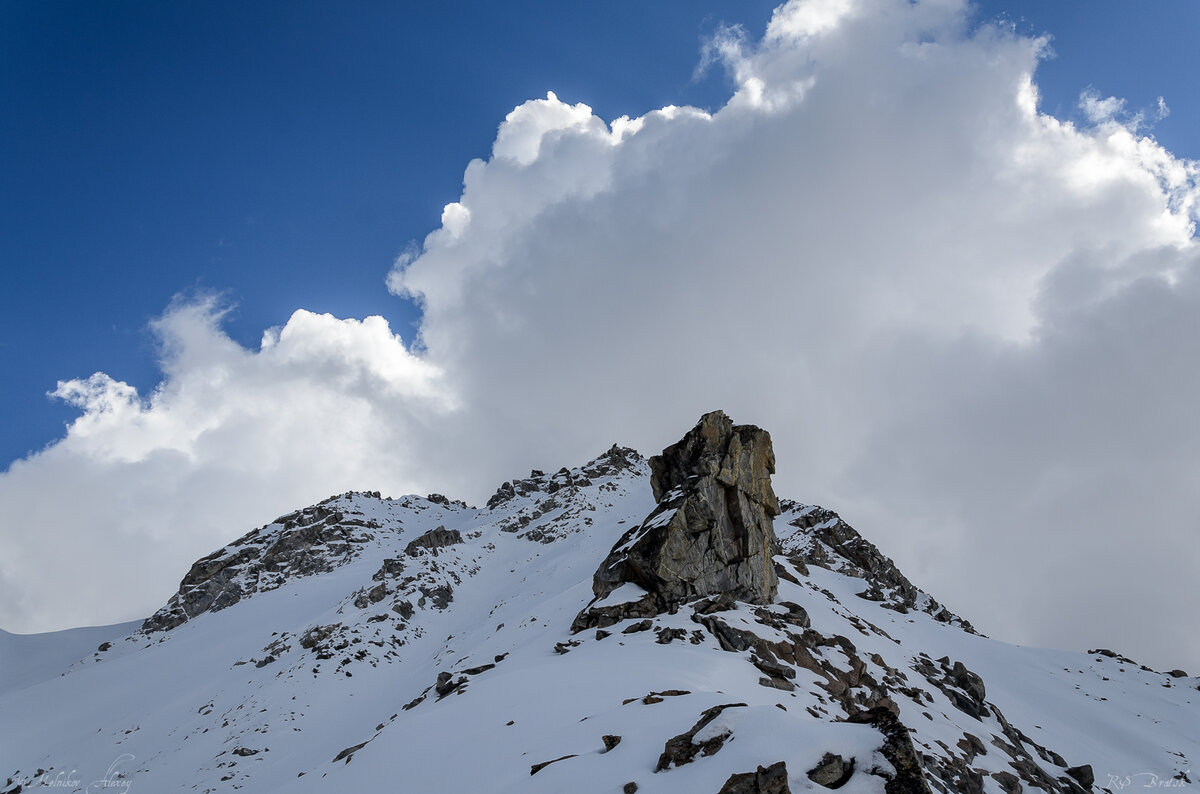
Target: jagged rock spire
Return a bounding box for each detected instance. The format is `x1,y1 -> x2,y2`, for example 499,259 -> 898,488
574,411 -> 780,631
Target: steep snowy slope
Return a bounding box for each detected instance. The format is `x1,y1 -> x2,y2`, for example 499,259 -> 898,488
2,429 -> 1196,794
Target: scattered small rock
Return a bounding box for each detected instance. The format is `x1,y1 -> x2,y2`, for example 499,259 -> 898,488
655,627 -> 687,644
622,620 -> 653,634
530,754 -> 577,775
332,741 -> 368,764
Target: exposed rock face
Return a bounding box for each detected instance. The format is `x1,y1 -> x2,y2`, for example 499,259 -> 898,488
486,444 -> 642,511
777,501 -> 978,633
143,496 -> 382,632
404,526 -> 463,557
846,707 -> 933,794
574,412 -> 779,630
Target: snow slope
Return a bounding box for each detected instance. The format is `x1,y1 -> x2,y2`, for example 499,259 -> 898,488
2,446 -> 1195,793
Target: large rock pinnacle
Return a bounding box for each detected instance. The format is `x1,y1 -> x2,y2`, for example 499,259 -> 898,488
573,411 -> 780,631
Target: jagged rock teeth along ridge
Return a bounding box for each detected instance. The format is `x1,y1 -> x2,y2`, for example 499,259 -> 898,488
576,411 -> 780,630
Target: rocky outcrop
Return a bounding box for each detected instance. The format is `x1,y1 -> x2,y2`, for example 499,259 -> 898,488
777,502 -> 977,633
719,762 -> 792,794
846,708 -> 932,794
486,445 -> 643,510
404,526 -> 463,557
655,703 -> 747,771
574,412 -> 779,629
1065,765 -> 1094,788
143,496 -> 380,632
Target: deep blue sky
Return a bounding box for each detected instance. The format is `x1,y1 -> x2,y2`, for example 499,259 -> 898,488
2,1 -> 1197,466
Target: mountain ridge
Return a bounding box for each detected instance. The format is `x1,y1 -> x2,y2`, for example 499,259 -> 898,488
2,413 -> 1195,793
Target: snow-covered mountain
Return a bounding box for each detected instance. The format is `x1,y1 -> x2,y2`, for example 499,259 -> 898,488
2,412 -> 1195,794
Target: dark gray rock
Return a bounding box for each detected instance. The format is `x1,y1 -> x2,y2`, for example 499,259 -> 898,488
691,612 -> 757,652
1065,765 -> 1094,788
655,702 -> 746,771
569,590 -> 659,632
529,754 -> 577,776
423,493 -> 466,508
372,558 -> 405,580
142,500 -> 375,632
575,412 -> 779,630
719,761 -> 792,794
435,671 -> 465,697
404,526 -> 463,557
580,444 -> 643,479
622,619 -> 653,634
778,502 -> 977,633
846,707 -> 933,794
487,481 -> 516,510
949,661 -> 986,705
807,754 -> 855,788
299,623 -> 341,650
991,771 -> 1021,794
417,584 -> 454,610
332,741 -> 368,764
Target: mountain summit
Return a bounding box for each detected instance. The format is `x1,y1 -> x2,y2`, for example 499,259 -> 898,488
575,411 -> 780,631
2,413 -> 1195,793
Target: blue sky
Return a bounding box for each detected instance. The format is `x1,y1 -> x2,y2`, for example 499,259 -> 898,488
2,0 -> 1197,465
1,0 -> 772,461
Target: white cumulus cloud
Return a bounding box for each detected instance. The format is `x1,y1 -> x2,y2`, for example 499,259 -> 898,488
389,0 -> 1200,670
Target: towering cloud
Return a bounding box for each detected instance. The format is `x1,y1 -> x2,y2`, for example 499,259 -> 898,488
3,0 -> 1197,670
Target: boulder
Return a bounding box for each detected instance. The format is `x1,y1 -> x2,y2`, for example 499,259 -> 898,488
807,754 -> 855,788
575,412 -> 779,629
1065,765 -> 1094,788
719,761 -> 792,794
656,702 -> 747,771
404,526 -> 463,557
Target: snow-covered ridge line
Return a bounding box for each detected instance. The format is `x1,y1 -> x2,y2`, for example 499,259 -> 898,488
1,432 -> 1195,794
